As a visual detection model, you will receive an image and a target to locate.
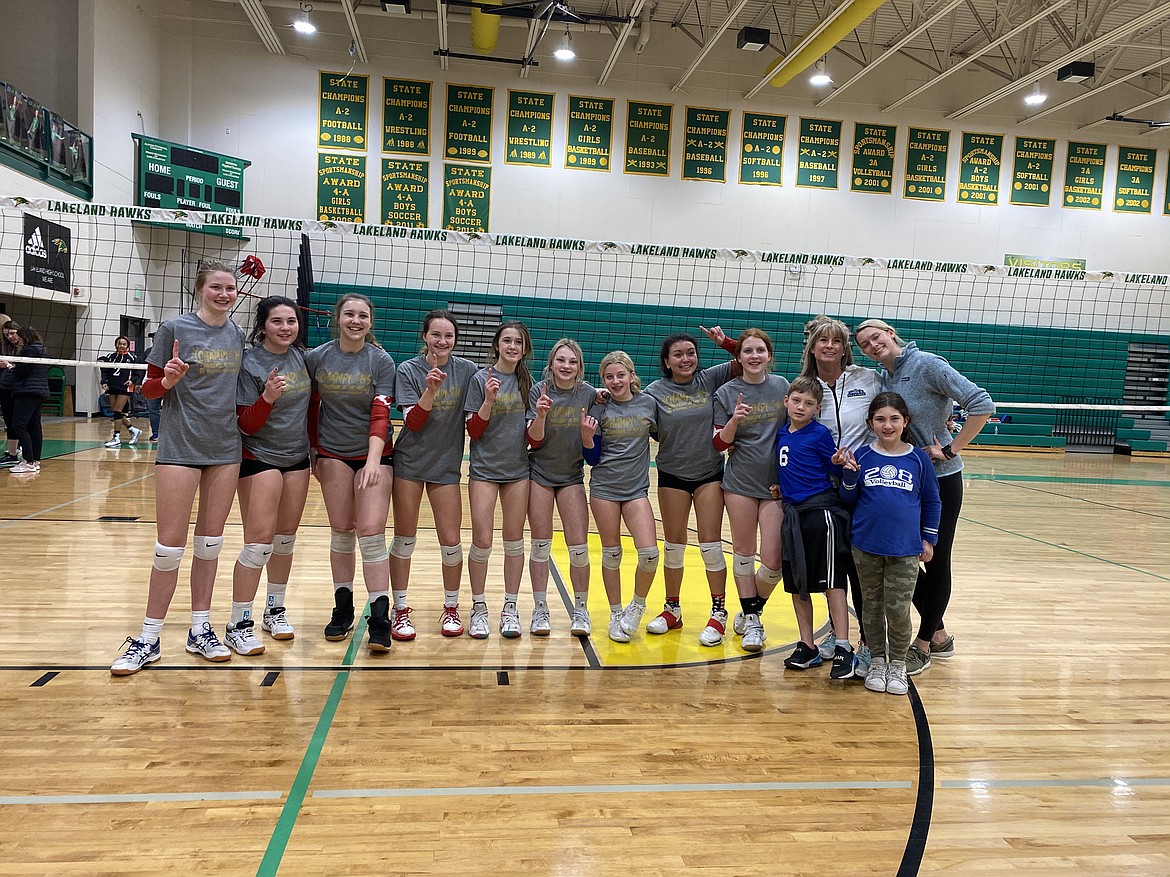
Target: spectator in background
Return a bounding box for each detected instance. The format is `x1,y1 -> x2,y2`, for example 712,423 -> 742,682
99,335 -> 142,447
7,325 -> 49,475
0,320 -> 21,466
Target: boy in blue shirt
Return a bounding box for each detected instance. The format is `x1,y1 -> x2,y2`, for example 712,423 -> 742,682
774,377 -> 855,678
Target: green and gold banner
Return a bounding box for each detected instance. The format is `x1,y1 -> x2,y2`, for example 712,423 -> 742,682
957,132 -> 1003,204
739,112 -> 786,186
382,78 -> 430,155
1114,146 -> 1156,214
1063,142 -> 1106,210
442,163 -> 491,233
317,153 -> 366,222
565,96 -> 613,171
444,84 -> 493,164
850,123 -> 895,194
318,71 -> 368,151
381,159 -> 428,228
904,128 -> 949,201
682,106 -> 728,182
1165,158 -> 1170,215
796,118 -> 841,189
625,100 -> 672,176
1009,137 -> 1055,206
505,90 -> 553,167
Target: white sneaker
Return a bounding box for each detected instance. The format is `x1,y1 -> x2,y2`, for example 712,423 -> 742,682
500,606 -> 522,638
104,436 -> 121,448
818,631 -> 837,660
261,607 -> 296,640
619,601 -> 646,636
530,607 -> 552,636
865,657 -> 889,693
732,611 -> 746,636
741,613 -> 766,652
225,619 -> 266,656
439,605 -> 464,637
128,426 -> 142,444
608,609 -> 630,643
10,460 -> 39,474
570,608 -> 591,637
646,604 -> 682,635
886,660 -> 909,696
469,604 -> 490,639
186,622 -> 232,662
110,637 -> 161,676
699,609 -> 729,647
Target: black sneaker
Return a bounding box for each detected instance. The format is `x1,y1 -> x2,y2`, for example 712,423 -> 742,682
366,595 -> 392,652
0,453 -> 19,468
829,644 -> 856,680
784,641 -> 824,670
324,588 -> 355,641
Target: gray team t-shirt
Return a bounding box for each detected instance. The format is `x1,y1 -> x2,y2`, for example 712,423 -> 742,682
464,368 -> 532,483
394,354 -> 478,484
713,374 -> 789,499
306,341 -> 396,459
528,380 -> 598,488
149,313 -> 245,466
587,393 -> 658,502
237,345 -> 311,467
645,360 -> 734,481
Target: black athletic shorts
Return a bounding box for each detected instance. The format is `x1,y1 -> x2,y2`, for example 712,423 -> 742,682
319,453 -> 393,472
782,507 -> 850,595
239,455 -> 311,478
657,467 -> 724,495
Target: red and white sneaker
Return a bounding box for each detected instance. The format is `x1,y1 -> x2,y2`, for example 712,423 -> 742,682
391,606 -> 416,641
699,609 -> 729,646
646,605 -> 683,635
439,605 -> 464,637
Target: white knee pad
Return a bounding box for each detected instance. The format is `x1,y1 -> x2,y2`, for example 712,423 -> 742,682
330,528 -> 357,554
439,543 -> 463,566
192,535 -> 224,561
152,542 -> 184,572
237,542 -> 273,570
732,553 -> 756,578
600,544 -> 623,570
468,543 -> 492,564
530,538 -> 552,563
662,541 -> 685,569
390,535 -> 417,559
699,541 -> 727,572
502,538 -> 525,558
567,544 -> 590,568
358,533 -> 388,563
636,546 -> 660,572
272,534 -> 296,556
758,563 -> 783,585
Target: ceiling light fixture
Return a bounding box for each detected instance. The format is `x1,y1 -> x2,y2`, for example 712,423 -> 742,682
553,27 -> 575,61
1024,85 -> 1047,106
809,57 -> 832,87
293,2 -> 316,34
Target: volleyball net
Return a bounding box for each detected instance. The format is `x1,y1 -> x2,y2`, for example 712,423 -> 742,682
1,197 -> 1168,448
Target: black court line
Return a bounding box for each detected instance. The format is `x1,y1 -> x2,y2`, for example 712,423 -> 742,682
30,671 -> 58,687
496,671 -> 510,685
897,679 -> 935,877
260,671 -> 280,687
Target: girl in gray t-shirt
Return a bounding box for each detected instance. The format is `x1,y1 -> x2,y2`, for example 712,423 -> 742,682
463,322 -> 536,640
389,309 -> 479,642
305,294 -> 397,654
112,260 -> 245,676
711,328 -> 789,654
227,296 -> 313,656
584,351 -> 661,646
526,338 -> 599,638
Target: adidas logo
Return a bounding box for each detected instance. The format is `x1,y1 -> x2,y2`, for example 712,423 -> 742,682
25,227 -> 47,259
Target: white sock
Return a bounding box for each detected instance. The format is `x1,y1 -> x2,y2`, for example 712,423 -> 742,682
140,616 -> 164,645
444,589 -> 460,607
609,603 -> 622,614
368,589 -> 390,604
503,597 -> 518,613
230,601 -> 253,626
574,592 -> 588,610
392,589 -> 409,610
190,610 -> 211,636
630,594 -> 646,609
473,598 -> 487,611
334,581 -> 354,593
532,592 -> 547,611
266,583 -> 287,609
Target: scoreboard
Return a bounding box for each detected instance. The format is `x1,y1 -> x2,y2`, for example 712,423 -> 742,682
131,134 -> 251,238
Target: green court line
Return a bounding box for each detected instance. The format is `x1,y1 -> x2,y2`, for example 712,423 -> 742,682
962,517 -> 1170,583
967,473 -> 1170,488
255,609 -> 369,877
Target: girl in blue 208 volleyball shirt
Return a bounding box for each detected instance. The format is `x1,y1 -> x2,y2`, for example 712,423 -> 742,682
838,392 -> 941,698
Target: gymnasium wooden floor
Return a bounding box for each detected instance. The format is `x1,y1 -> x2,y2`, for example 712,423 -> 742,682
1,418 -> 1168,876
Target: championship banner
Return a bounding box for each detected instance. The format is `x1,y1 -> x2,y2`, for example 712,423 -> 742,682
1113,146 -> 1156,214
1063,142 -> 1106,210
566,96 -> 613,171
22,214 -> 71,292
957,132 -> 1003,204
1165,156 -> 1170,216
316,153 -> 366,223
682,107 -> 729,182
625,101 -> 672,177
505,90 -> 553,167
739,112 -> 786,185
318,71 -> 368,151
1009,137 -> 1055,206
383,78 -> 430,155
444,84 -> 493,164
381,159 -> 428,228
796,118 -> 841,189
443,163 -> 491,233
850,123 -> 895,194
904,127 -> 949,201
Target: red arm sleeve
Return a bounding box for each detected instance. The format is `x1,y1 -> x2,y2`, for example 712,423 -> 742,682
526,425 -> 544,449
237,396 -> 275,435
369,395 -> 391,443
308,389 -> 321,450
404,404 -> 431,432
720,336 -> 737,353
713,426 -> 733,452
141,363 -> 169,399
466,412 -> 488,440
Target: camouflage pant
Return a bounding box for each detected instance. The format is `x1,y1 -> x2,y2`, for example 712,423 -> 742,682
852,548 -> 918,662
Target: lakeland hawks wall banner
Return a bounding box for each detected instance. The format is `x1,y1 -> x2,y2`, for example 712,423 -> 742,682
23,214 -> 71,292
